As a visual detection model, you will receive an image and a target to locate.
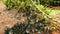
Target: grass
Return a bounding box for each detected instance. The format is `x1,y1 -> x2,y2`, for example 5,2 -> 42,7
49,10 -> 60,15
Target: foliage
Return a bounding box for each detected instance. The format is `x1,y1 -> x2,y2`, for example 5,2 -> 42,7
3,0 -> 60,34
50,10 -> 60,15
3,0 -> 51,14
40,0 -> 60,6
3,0 -> 33,10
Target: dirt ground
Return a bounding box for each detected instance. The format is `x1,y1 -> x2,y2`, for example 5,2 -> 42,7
49,6 -> 60,10
0,0 -> 60,34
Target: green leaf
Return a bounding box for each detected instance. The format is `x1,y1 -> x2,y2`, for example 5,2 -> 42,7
20,2 -> 25,7
3,0 -> 7,4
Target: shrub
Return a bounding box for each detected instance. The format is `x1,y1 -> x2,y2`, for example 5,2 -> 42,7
3,0 -> 59,34
40,0 -> 60,6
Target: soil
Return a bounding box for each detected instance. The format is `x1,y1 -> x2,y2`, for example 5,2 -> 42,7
49,6 -> 60,10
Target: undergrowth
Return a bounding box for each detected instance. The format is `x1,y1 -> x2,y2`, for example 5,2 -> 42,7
3,0 -> 60,34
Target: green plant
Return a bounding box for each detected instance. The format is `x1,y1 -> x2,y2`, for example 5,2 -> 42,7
3,0 -> 60,34
40,0 -> 60,6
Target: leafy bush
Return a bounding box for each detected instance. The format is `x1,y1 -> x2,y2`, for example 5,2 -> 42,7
40,0 -> 60,6
3,0 -> 59,34
3,0 -> 33,10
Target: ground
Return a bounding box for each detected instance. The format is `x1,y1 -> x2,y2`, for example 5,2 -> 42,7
50,6 -> 60,10
0,0 -> 60,34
